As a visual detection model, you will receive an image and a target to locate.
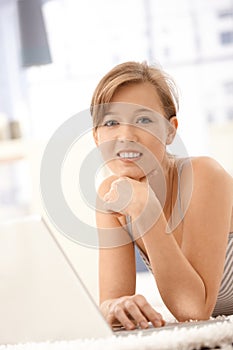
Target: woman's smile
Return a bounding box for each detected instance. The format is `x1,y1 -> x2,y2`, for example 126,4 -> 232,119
117,150 -> 143,161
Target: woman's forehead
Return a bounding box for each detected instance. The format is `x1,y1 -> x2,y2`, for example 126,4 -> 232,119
102,102 -> 164,119
110,82 -> 165,115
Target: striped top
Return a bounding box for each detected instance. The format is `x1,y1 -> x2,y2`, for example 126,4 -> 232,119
126,158 -> 233,317
212,232 -> 233,316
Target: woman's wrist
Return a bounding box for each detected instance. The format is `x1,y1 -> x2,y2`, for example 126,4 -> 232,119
130,187 -> 163,238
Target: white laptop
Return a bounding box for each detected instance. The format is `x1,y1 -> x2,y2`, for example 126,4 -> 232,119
0,216 -> 229,345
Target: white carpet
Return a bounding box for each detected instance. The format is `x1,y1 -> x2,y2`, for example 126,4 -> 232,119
0,316 -> 232,350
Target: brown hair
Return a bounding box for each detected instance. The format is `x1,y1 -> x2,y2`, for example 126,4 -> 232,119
90,61 -> 179,128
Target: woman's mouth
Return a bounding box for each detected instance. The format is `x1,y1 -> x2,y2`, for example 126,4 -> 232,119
117,151 -> 142,161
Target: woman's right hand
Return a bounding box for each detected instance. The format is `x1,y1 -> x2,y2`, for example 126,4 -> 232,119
100,294 -> 165,330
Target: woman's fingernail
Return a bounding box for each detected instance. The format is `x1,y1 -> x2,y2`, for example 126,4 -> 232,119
126,323 -> 134,330
140,321 -> 148,329
153,320 -> 162,327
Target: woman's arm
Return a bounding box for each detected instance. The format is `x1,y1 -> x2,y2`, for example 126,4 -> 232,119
96,176 -> 165,329
139,157 -> 233,320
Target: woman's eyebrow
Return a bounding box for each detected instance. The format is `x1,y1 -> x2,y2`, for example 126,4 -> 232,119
133,108 -> 155,115
134,108 -> 164,120
103,111 -> 118,117
101,107 -> 159,121
98,111 -> 117,124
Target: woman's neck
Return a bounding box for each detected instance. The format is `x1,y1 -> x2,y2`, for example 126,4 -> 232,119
147,154 -> 177,211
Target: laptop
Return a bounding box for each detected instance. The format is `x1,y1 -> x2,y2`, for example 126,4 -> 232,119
0,216 -> 229,345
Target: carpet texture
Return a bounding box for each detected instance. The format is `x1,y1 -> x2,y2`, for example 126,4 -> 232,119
0,316 -> 232,350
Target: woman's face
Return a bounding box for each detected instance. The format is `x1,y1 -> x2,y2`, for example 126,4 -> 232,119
94,82 -> 177,180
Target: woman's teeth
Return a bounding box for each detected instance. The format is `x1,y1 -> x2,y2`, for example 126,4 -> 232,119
118,152 -> 141,159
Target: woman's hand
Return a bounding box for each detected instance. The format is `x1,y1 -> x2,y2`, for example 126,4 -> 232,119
102,176 -> 163,237
103,176 -> 158,218
100,294 -> 165,330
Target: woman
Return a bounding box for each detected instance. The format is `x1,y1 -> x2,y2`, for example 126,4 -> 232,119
90,61 -> 233,330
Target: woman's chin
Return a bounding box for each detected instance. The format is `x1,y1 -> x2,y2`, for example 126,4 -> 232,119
111,169 -> 144,180
107,162 -> 151,180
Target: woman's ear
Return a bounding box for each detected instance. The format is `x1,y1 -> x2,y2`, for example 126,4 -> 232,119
170,116 -> 178,130
166,116 -> 178,145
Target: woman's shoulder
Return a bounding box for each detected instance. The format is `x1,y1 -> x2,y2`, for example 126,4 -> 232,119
178,156 -> 233,201
191,156 -> 232,185
177,156 -> 232,180
176,157 -> 232,236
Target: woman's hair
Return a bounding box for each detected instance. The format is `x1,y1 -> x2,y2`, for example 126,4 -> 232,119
90,61 -> 179,128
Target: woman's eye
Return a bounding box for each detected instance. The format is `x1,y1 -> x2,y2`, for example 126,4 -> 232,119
103,120 -> 119,127
137,116 -> 152,124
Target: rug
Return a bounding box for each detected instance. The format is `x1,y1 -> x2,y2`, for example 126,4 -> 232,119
0,316 -> 232,350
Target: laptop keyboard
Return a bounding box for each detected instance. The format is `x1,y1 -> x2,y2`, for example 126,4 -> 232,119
113,318 -> 230,337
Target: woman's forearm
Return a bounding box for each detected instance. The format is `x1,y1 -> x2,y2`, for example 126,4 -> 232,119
136,213 -> 210,321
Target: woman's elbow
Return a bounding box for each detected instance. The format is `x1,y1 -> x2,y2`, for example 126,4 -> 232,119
173,303 -> 214,322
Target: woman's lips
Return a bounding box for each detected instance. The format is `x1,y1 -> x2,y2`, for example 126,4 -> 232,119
116,151 -> 142,161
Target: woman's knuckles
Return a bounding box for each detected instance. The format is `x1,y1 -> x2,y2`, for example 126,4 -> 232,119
102,177 -> 151,216
113,304 -> 125,317
124,300 -> 136,311
133,294 -> 147,304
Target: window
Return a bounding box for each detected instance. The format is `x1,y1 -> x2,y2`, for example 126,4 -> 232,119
220,31 -> 233,45
206,112 -> 215,124
226,108 -> 233,121
218,9 -> 233,19
223,81 -> 233,94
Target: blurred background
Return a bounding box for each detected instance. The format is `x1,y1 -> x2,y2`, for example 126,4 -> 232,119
1,0 -> 233,222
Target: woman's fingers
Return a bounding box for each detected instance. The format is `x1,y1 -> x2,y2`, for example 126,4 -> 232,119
113,304 -> 137,330
124,299 -> 150,329
103,178 -> 133,214
108,302 -> 136,330
134,294 -> 165,327
107,295 -> 165,330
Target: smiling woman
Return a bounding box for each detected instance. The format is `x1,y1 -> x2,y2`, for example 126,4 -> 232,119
90,61 -> 233,331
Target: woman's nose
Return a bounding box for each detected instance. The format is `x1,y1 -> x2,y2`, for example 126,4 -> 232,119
117,124 -> 139,142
